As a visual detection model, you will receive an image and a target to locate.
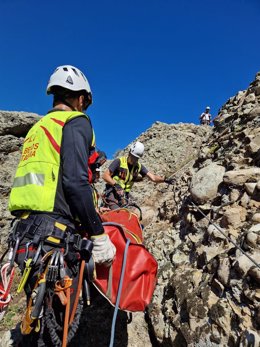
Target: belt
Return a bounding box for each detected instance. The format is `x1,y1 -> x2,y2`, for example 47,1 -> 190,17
17,213 -> 76,247
14,213 -> 92,259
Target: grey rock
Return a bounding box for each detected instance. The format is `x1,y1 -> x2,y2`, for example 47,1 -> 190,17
244,182 -> 257,195
252,213 -> 260,223
190,163 -> 225,204
224,168 -> 260,185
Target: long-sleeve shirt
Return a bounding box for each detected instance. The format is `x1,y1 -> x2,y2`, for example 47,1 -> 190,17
60,115 -> 104,236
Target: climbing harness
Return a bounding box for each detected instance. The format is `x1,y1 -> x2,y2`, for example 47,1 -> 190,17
101,189 -> 143,220
102,186 -> 129,210
1,212 -> 95,346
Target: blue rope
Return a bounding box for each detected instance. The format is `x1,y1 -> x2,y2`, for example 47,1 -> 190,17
109,238 -> 131,347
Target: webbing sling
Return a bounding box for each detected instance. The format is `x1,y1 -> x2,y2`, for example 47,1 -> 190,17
0,263 -> 15,316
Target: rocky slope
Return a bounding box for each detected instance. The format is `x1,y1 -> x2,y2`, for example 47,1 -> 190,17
0,72 -> 260,346
138,72 -> 260,347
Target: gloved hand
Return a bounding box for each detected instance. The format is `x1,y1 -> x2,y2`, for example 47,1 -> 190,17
164,177 -> 175,185
91,233 -> 116,266
114,183 -> 125,198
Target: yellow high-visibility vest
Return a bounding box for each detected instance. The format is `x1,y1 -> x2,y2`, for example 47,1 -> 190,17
113,157 -> 141,192
9,111 -> 95,213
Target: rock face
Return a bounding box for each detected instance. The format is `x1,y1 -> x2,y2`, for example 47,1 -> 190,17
139,72 -> 260,346
0,111 -> 39,251
1,71 -> 260,346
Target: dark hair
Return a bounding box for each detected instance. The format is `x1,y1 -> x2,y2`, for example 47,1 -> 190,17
51,86 -> 90,107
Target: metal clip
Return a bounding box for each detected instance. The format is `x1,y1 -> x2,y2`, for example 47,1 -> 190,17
9,237 -> 20,270
52,251 -> 60,282
32,243 -> 42,266
47,250 -> 60,283
59,252 -> 66,285
24,241 -> 33,264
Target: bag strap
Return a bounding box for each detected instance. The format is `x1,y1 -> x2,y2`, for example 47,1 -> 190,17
109,238 -> 131,347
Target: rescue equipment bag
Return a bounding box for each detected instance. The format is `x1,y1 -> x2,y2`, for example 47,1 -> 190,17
94,211 -> 157,312
101,208 -> 143,242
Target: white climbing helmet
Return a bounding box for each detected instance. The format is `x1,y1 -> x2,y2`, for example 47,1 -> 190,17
130,141 -> 144,158
206,106 -> 210,110
46,65 -> 92,97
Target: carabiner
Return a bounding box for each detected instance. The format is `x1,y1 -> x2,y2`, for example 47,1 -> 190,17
9,236 -> 20,270
24,241 -> 33,264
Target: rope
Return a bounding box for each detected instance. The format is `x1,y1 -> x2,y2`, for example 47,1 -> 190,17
0,263 -> 15,310
69,260 -> 85,325
109,238 -> 131,347
164,154 -> 199,181
45,297 -> 83,347
189,199 -> 260,270
62,286 -> 71,347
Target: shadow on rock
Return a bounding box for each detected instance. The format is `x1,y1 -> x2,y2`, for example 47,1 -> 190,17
70,286 -> 128,347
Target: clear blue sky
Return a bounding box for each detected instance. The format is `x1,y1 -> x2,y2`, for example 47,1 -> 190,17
1,0 -> 259,158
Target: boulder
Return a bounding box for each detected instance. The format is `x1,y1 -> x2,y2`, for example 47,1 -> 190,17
223,168 -> 260,185
190,164 -> 225,204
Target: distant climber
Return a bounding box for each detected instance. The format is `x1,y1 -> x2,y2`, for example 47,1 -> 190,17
200,106 -> 212,125
102,141 -> 175,209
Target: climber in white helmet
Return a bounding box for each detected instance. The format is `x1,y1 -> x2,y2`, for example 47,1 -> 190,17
8,65 -> 115,345
200,106 -> 212,125
102,141 -> 174,209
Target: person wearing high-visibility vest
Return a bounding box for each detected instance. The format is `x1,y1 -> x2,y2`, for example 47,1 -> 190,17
102,141 -> 174,209
7,65 -> 115,346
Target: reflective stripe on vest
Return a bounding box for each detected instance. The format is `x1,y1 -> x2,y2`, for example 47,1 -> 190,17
9,111 -> 94,213
113,157 -> 141,192
13,173 -> 45,187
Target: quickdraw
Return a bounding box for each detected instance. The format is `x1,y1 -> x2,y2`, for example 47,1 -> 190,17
17,243 -> 42,293
21,251 -> 53,335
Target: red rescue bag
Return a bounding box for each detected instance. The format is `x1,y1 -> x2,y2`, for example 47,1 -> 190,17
93,210 -> 158,312
101,208 -> 143,242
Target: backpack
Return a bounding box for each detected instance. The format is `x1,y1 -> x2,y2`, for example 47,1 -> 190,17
93,209 -> 158,312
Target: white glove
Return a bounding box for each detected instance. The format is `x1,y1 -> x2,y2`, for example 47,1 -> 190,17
91,234 -> 116,266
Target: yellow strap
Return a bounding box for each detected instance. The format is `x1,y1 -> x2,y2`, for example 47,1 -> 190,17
124,229 -> 142,244
54,222 -> 67,231
17,259 -> 33,293
21,212 -> 31,219
46,221 -> 67,243
46,236 -> 61,244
